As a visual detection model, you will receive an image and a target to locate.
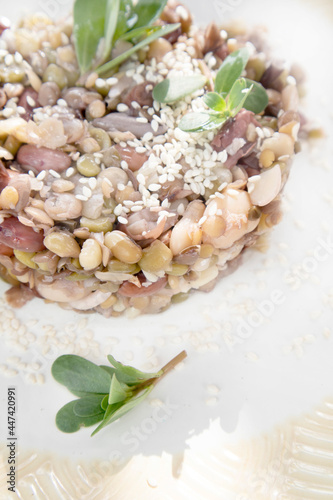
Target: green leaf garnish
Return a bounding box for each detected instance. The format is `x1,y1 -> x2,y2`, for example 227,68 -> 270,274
52,350 -> 187,436
73,395 -> 106,417
243,78 -> 269,114
73,0 -> 106,74
176,49 -> 268,134
178,112 -> 227,133
228,78 -> 253,117
214,47 -> 250,95
96,23 -> 180,75
56,400 -> 104,433
51,355 -> 112,395
108,374 -> 131,404
102,0 -> 121,63
152,74 -> 206,104
73,0 -> 179,76
133,0 -> 168,29
203,92 -> 226,112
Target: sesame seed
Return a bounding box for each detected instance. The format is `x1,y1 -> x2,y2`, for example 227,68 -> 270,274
136,117 -> 148,123
57,98 -> 68,107
118,216 -> 128,224
36,170 -> 46,181
65,167 -> 75,177
117,103 -> 129,112
76,194 -> 88,201
148,183 -> 161,192
95,78 -> 106,88
106,77 -> 118,86
2,107 -> 14,117
114,204 -> 123,216
82,186 -> 92,198
131,205 -> 143,212
151,119 -> 159,133
121,160 -> 129,170
118,183 -> 125,191
4,53 -> 13,66
49,169 -> 61,178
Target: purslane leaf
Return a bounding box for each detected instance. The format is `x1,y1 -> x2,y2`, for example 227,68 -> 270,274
73,0 -> 107,74
152,74 -> 207,104
108,374 -> 131,404
214,48 -> 250,95
51,355 -> 112,395
203,92 -> 226,112
107,354 -> 162,385
91,386 -> 154,436
228,78 -> 253,116
56,401 -> 104,433
73,395 -> 106,417
102,0 -> 121,63
243,78 -> 269,114
119,25 -> 160,42
96,23 -> 180,74
178,112 -> 227,133
113,0 -> 138,41
133,0 -> 168,29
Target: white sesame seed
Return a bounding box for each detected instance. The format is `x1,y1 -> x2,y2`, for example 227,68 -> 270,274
49,169 -> 61,178
17,106 -> 26,115
36,170 -> 46,181
76,194 -> 88,201
114,204 -> 123,216
131,205 -> 143,212
135,146 -> 147,154
136,116 -> 148,123
66,167 -> 75,177
95,78 -> 106,88
4,53 -> 13,66
118,216 -> 128,224
88,177 -> 97,190
151,119 -> 159,133
2,107 -> 14,117
28,170 -> 35,178
82,186 -> 92,198
26,95 -> 36,107
57,98 -> 68,107
106,77 -> 118,86
117,103 -> 129,112
121,160 -> 129,170
148,183 -> 161,192
118,183 -> 126,191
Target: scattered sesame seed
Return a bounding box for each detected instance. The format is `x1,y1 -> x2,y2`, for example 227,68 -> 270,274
95,78 -> 106,88
118,216 -> 128,224
136,116 -> 148,123
65,167 -> 75,177
106,77 -> 118,86
121,160 -> 128,170
2,107 -> 14,117
57,98 -> 68,107
82,186 -> 92,198
36,170 -> 46,181
49,169 -> 61,178
117,103 -> 129,113
76,194 -> 88,201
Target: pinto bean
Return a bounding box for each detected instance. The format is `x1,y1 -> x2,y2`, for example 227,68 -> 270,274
38,82 -> 61,106
0,217 -> 45,252
18,87 -> 40,121
114,144 -> 147,171
123,82 -> 154,109
44,193 -> 82,221
92,113 -> 167,138
0,160 -> 9,191
17,144 -> 72,173
118,275 -> 167,297
0,242 -> 13,256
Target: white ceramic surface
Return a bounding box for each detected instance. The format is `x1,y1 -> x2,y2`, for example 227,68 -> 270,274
0,1 -> 332,498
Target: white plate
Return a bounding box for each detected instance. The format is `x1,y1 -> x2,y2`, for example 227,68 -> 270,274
1,1 -> 333,498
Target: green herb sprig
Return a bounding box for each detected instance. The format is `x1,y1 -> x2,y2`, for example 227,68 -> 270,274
52,350 -> 187,436
73,0 -> 180,75
153,48 -> 269,133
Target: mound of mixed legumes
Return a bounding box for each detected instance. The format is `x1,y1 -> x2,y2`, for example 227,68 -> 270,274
0,2 -> 302,316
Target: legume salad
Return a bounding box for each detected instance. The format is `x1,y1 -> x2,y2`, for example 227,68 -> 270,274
0,2 -> 302,317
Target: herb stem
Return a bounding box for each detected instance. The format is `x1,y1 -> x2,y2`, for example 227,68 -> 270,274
135,350 -> 187,392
